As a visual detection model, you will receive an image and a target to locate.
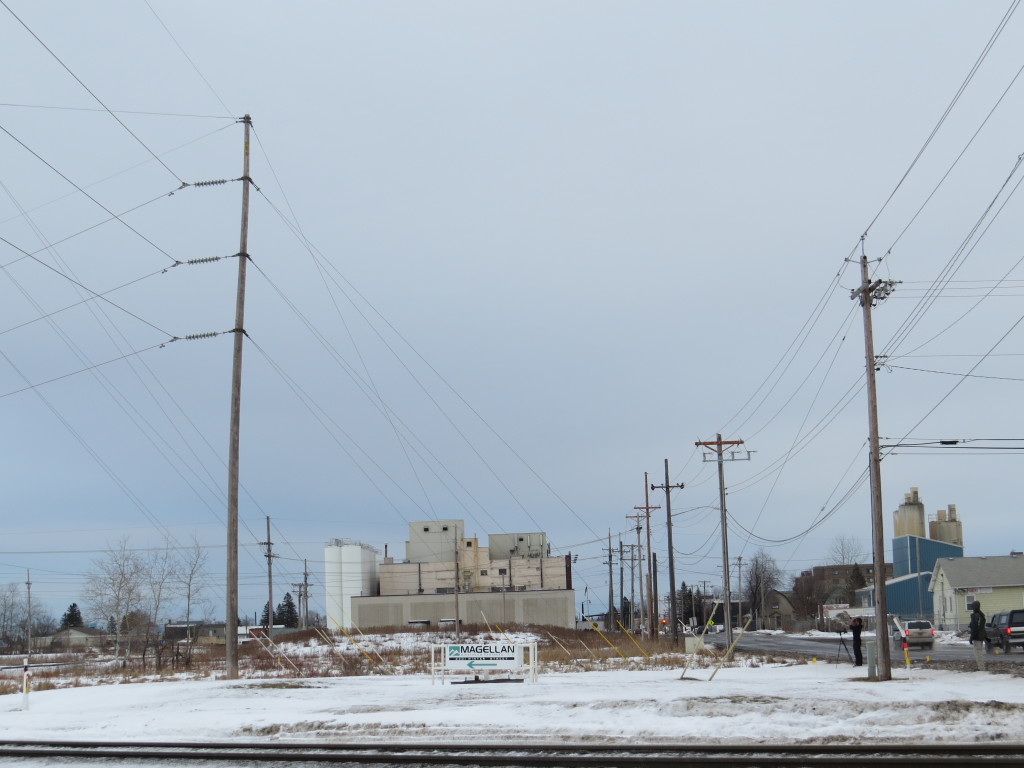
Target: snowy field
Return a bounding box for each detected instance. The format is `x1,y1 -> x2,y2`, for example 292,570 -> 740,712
3,658 -> 1023,745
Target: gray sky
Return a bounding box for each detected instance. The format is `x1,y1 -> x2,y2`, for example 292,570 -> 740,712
2,1 -> 1023,623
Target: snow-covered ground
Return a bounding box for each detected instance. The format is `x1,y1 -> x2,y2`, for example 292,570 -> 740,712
3,656 -> 1022,745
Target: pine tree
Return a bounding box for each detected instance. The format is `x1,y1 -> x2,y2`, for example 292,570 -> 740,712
260,602 -> 273,627
276,593 -> 299,628
60,603 -> 84,629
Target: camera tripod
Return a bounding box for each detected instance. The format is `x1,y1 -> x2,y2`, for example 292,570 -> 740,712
834,630 -> 853,664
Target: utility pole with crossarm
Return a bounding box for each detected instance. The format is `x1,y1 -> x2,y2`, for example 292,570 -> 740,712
651,460 -> 684,644
850,244 -> 898,681
696,435 -> 751,650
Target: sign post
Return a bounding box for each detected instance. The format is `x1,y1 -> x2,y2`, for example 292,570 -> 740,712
21,658 -> 30,711
432,643 -> 536,683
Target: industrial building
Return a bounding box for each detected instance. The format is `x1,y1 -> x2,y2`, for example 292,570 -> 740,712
856,487 -> 964,619
324,520 -> 575,631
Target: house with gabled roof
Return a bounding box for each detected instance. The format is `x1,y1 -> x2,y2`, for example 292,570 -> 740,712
930,552 -> 1024,631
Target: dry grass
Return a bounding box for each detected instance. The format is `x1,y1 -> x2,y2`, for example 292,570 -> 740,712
0,625 -> 785,692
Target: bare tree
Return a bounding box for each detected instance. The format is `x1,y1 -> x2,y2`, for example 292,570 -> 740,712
0,582 -> 26,648
744,549 -> 783,629
829,534 -> 866,566
84,537 -> 145,657
142,540 -> 178,670
175,535 -> 208,667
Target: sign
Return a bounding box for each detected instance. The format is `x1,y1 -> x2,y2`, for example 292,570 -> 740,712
444,643 -> 522,671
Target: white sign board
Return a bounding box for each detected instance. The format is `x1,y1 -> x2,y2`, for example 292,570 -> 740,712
444,643 -> 523,671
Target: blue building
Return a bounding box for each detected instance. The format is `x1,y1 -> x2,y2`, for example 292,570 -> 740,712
856,488 -> 964,620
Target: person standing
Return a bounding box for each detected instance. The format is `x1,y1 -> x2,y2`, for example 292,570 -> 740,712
969,601 -> 987,672
849,616 -> 863,666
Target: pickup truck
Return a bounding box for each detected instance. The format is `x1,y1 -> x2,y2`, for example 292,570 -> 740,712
985,609 -> 1024,653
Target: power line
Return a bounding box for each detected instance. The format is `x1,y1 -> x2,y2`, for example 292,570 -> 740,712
0,0 -> 186,184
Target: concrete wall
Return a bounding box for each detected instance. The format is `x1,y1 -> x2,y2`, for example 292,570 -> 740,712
405,520 -> 464,564
351,589 -> 576,629
488,532 -> 549,559
379,555 -> 569,595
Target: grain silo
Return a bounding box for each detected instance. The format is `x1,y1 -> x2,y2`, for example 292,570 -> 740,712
893,487 -> 926,538
929,504 -> 964,547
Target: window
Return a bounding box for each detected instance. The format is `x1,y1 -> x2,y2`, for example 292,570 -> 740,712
498,568 -> 507,576
466,541 -> 473,548
442,525 -> 449,531
423,526 -> 430,532
480,569 -> 488,576
518,537 -> 524,542
435,587 -> 454,595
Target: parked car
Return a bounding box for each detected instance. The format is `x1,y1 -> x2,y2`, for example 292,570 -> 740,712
892,619 -> 935,650
985,609 -> 1024,654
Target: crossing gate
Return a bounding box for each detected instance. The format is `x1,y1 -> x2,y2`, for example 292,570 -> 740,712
431,642 -> 538,684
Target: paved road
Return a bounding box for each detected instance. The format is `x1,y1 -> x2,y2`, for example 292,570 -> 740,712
713,631 -> 1024,664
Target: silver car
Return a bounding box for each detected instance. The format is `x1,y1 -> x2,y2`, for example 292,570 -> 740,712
892,619 -> 935,650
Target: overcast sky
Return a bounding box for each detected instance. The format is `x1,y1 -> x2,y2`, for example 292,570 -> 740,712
2,2 -> 1023,624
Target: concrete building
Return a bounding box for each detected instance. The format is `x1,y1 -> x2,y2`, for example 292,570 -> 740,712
325,521 -> 575,630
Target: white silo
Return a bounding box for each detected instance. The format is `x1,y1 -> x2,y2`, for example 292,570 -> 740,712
324,539 -> 379,630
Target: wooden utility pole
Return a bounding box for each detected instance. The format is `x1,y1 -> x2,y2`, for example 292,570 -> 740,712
292,561 -> 310,631
605,532 -> 616,630
736,556 -> 743,623
25,570 -> 31,659
651,460 -> 684,643
225,114 -> 252,680
695,434 -> 750,649
262,516 -> 275,636
851,245 -> 897,681
626,511 -> 647,632
634,473 -> 660,639
618,539 -> 625,624
454,534 -> 461,641
651,551 -> 658,631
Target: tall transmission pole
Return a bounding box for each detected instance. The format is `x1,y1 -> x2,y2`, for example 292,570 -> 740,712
695,434 -> 750,649
225,114 -> 252,679
651,460 -> 684,644
851,245 -> 897,681
634,473 -> 660,639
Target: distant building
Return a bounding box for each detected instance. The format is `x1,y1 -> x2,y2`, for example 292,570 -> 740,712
32,626 -> 110,650
792,562 -> 891,617
325,520 -> 575,630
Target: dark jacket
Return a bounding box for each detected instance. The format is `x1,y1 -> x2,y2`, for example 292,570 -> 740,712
969,608 -> 986,642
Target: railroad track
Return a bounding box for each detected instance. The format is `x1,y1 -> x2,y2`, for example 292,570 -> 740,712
2,740 -> 1024,766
